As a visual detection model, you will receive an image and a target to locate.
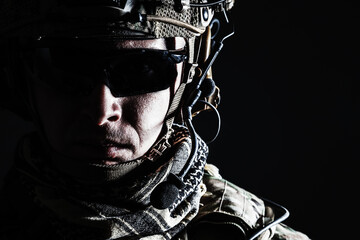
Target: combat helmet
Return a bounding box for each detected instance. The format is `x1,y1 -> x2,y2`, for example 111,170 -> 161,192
1,0 -> 235,125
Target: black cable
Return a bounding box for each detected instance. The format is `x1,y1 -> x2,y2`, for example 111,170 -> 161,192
198,100 -> 221,144
179,110 -> 199,179
178,5 -> 234,178
190,0 -> 226,7
248,198 -> 290,240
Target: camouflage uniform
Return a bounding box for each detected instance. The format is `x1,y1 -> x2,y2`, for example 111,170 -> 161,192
172,168 -> 311,240
179,164 -> 310,240
0,163 -> 311,240
0,131 -> 310,240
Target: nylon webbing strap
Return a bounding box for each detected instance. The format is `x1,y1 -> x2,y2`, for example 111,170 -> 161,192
164,82 -> 187,138
164,37 -> 197,139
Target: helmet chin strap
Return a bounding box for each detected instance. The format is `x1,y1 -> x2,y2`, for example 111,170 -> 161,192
154,36 -> 194,143
150,36 -> 202,209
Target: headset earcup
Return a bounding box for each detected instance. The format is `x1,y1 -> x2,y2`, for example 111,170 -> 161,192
200,78 -> 216,98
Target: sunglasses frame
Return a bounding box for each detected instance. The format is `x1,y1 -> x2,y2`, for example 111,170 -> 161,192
27,38 -> 189,97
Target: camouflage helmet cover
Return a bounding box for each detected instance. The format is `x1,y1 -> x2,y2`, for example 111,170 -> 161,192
0,0 -> 235,39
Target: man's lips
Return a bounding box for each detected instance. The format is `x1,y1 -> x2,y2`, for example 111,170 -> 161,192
72,138 -> 133,160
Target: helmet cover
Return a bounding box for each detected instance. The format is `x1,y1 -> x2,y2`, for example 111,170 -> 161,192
0,0 -> 234,39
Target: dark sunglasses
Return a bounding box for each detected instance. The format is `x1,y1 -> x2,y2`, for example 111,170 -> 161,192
32,45 -> 187,97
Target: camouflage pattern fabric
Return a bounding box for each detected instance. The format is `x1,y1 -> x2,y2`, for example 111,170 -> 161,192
178,164 -> 311,240
0,135 -> 310,240
0,0 -> 234,39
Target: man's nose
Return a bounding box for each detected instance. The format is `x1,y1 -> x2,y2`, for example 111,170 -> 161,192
83,84 -> 122,126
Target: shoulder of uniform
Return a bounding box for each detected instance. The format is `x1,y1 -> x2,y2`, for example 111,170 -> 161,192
196,164 -> 265,231
190,164 -> 311,240
272,224 -> 311,240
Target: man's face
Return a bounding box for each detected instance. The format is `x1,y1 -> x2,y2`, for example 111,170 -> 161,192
31,38 -> 185,164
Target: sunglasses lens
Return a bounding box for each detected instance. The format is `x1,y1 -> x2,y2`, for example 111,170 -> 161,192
106,51 -> 178,97
34,47 -> 185,97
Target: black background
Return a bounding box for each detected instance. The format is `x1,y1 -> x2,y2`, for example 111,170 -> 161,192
1,1 -> 359,239
197,1 -> 358,239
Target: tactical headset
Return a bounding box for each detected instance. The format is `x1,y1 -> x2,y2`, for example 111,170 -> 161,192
150,7 -> 235,209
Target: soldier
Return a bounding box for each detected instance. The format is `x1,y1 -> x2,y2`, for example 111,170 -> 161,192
0,1 -> 310,239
